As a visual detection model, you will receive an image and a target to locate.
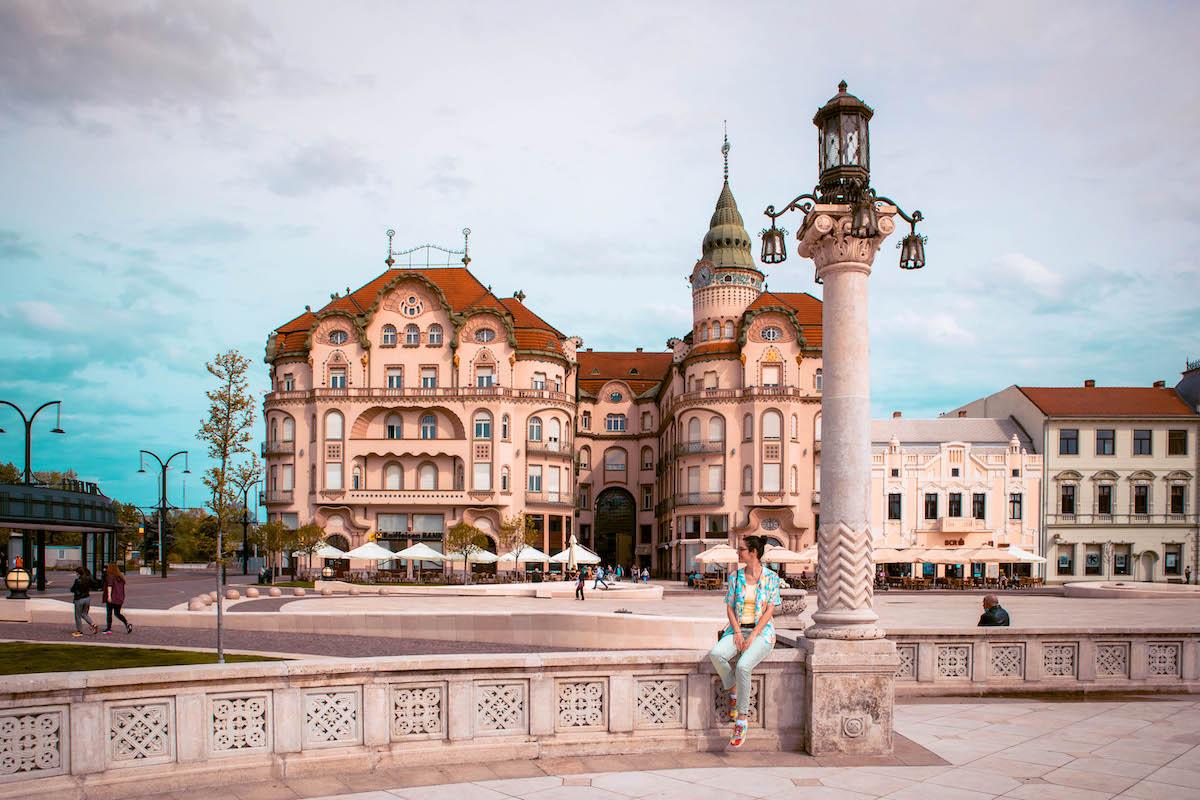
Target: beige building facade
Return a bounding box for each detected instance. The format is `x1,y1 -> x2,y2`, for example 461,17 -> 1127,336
955,381 -> 1200,584
869,416 -> 1042,578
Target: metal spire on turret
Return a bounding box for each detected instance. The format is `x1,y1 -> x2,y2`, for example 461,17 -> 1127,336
701,122 -> 756,270
722,120 -> 730,183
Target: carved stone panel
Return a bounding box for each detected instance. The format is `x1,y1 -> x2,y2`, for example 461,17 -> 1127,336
935,645 -> 970,680
303,689 -> 362,749
711,675 -> 761,725
391,683 -> 446,740
208,692 -> 271,756
1043,643 -> 1078,678
474,681 -> 528,736
894,644 -> 917,681
107,699 -> 175,768
989,644 -> 1025,679
1095,643 -> 1130,678
556,679 -> 607,731
0,705 -> 68,782
1147,642 -> 1182,678
635,678 -> 685,730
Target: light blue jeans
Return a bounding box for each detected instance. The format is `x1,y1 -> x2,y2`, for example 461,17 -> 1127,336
709,629 -> 774,716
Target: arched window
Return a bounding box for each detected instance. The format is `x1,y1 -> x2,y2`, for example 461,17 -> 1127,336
742,466 -> 753,493
501,414 -> 510,440
709,416 -> 724,443
269,418 -> 278,442
420,414 -> 437,440
605,448 -> 627,471
742,413 -> 753,441
762,326 -> 781,342
814,415 -> 822,442
711,321 -> 720,340
605,414 -> 627,432
500,466 -> 510,492
405,324 -> 420,345
699,325 -> 708,342
427,324 -> 443,345
763,410 -> 782,440
791,466 -> 798,493
687,417 -> 701,442
328,330 -> 349,345
386,413 -> 402,439
282,417 -> 294,442
418,463 -> 437,490
455,463 -> 464,490
381,324 -> 397,346
385,463 -> 402,490
547,418 -> 561,450
474,328 -> 496,343
528,416 -> 543,441
310,414 -> 316,442
578,446 -> 591,469
724,320 -> 734,339
791,414 -> 798,440
815,368 -> 823,391
474,411 -> 492,440
325,410 -> 344,440
641,446 -> 653,470
352,465 -> 362,490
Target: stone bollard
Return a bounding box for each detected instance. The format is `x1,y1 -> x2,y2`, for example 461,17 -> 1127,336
208,591 -> 219,602
268,587 -> 282,597
225,589 -> 240,601
201,594 -> 214,606
320,588 -> 333,597
245,587 -> 260,598
348,586 -> 360,596
775,587 -> 809,630
292,587 -> 306,597
188,598 -> 206,611
378,587 -> 391,596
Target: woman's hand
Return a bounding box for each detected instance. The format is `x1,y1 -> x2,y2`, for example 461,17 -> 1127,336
742,631 -> 757,651
733,631 -> 746,652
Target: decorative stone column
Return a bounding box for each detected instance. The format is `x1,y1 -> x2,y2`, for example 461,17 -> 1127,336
797,205 -> 899,755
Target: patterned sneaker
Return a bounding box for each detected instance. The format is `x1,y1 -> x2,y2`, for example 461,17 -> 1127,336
71,631 -> 83,638
729,718 -> 748,748
102,630 -> 113,636
727,693 -> 738,721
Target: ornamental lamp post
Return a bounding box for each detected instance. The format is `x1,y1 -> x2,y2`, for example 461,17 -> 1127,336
0,400 -> 66,485
138,450 -> 190,578
761,81 -> 926,756
5,558 -> 31,600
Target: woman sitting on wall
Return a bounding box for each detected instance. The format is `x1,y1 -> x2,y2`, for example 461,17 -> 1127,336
708,535 -> 782,748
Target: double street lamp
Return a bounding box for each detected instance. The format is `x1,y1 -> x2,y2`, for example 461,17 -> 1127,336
0,400 -> 65,484
138,450 -> 190,578
231,474 -> 260,576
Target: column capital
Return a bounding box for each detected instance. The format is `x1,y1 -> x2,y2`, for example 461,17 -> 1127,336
797,204 -> 896,278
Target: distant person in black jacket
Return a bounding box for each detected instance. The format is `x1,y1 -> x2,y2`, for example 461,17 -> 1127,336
70,567 -> 99,637
978,594 -> 1010,627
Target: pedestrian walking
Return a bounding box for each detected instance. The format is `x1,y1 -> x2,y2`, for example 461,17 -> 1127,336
708,535 -> 781,749
70,566 -> 99,637
575,568 -> 586,601
593,564 -> 610,590
102,563 -> 133,635
641,566 -> 649,583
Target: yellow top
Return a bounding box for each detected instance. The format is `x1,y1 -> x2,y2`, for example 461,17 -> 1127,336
739,580 -> 758,625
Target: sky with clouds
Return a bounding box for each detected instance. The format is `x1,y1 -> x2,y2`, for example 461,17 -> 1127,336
1,1 -> 1197,510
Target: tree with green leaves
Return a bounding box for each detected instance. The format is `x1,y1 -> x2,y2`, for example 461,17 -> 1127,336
229,455 -> 262,574
292,522 -> 326,575
445,521 -> 485,584
197,349 -> 256,664
251,519 -> 294,578
499,512 -> 540,581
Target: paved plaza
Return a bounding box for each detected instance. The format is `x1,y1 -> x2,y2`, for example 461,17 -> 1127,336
132,698 -> 1200,800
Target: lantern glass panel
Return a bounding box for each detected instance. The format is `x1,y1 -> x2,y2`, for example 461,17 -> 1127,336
841,115 -> 861,166
823,121 -> 841,169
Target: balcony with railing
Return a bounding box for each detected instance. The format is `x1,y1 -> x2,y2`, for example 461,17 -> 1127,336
526,437 -> 573,458
669,385 -> 815,413
1046,512 -> 1199,526
265,385 -> 575,406
264,489 -> 294,504
343,489 -> 470,505
525,490 -> 575,507
263,440 -> 296,456
674,440 -> 726,457
675,491 -> 723,506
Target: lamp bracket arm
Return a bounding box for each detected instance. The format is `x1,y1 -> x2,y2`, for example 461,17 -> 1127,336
0,400 -> 29,425
139,450 -> 167,469
763,189 -> 822,222
871,195 -> 924,228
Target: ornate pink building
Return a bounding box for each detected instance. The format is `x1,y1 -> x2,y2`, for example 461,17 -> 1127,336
262,170 -> 823,577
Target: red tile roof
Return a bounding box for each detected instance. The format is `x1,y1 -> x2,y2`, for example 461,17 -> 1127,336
747,291 -> 823,348
686,340 -> 740,359
1017,386 -> 1197,417
578,351 -> 673,396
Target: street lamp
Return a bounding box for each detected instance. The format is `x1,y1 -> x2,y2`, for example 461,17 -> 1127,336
0,400 -> 65,484
138,450 -> 190,578
5,558 -> 31,600
321,565 -> 333,580
231,474 -> 260,576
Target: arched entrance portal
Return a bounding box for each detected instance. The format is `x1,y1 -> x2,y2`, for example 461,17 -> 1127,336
594,487 -> 636,567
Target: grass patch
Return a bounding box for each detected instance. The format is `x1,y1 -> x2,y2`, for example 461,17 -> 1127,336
0,642 -> 280,675
269,580 -> 314,588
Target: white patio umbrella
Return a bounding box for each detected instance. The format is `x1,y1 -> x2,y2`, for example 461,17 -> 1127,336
872,547 -> 924,563
916,547 -> 976,564
549,535 -> 600,568
998,545 -> 1046,563
291,544 -> 347,559
391,542 -> 446,562
497,546 -> 550,563
694,544 -> 740,565
345,542 -> 402,561
761,545 -> 811,564
444,548 -> 500,564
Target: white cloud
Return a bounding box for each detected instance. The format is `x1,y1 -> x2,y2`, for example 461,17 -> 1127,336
13,300 -> 68,330
994,253 -> 1064,299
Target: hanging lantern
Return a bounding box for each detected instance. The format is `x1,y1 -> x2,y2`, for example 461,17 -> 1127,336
813,80 -> 874,203
850,197 -> 879,239
898,231 -> 927,270
760,225 -> 788,264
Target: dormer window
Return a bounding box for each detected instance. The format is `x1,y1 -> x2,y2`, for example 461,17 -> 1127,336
329,330 -> 349,345
475,328 -> 496,343
381,325 -> 397,346
762,326 -> 782,342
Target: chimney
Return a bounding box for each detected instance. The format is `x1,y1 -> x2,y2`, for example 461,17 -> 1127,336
892,411 -> 902,419
1153,380 -> 1166,388
958,410 -> 967,418
586,347 -> 592,352
636,347 -> 643,353
1084,379 -> 1096,388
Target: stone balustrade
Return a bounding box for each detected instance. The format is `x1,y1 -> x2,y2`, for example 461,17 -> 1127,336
889,627 -> 1200,694
0,650 -> 805,798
